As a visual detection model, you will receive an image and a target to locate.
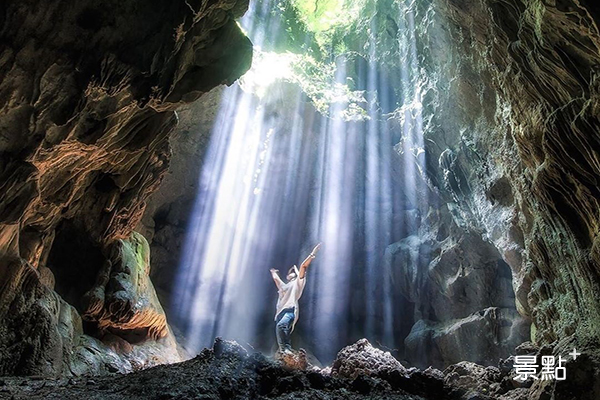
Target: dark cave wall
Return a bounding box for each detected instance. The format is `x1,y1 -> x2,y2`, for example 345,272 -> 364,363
431,0 -> 600,348
0,0 -> 251,376
415,0 -> 600,389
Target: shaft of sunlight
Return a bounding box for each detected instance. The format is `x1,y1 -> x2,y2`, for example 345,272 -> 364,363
171,0 -> 427,362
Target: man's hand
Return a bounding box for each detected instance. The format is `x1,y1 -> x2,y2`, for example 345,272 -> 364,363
299,243 -> 321,279
310,243 -> 322,257
270,268 -> 279,274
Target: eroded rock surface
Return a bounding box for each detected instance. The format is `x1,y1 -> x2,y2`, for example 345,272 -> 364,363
428,0 -> 600,351
0,0 -> 251,375
392,0 -> 600,377
82,232 -> 169,341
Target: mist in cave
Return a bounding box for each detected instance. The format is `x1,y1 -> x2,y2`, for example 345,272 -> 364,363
171,0 -> 430,364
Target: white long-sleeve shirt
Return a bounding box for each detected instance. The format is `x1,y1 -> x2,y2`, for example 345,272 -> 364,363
273,268 -> 306,331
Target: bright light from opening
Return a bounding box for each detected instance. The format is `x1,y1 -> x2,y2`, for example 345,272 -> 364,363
240,49 -> 297,97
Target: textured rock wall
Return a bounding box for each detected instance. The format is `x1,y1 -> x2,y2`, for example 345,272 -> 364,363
436,0 -> 600,349
0,0 -> 251,375
416,0 -> 600,384
136,86 -> 224,306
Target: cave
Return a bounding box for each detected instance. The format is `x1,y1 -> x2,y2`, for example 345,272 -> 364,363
1,0 -> 599,399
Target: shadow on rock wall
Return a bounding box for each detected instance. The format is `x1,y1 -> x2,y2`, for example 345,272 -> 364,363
0,0 -> 251,376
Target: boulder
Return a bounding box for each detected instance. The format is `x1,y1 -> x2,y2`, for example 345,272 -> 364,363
332,338 -> 408,379
82,232 -> 168,340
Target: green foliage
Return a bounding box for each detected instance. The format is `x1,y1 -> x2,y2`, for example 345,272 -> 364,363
244,0 -> 431,119
290,0 -> 369,49
240,49 -> 367,118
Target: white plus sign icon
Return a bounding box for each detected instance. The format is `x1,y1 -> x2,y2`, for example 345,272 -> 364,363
569,348 -> 581,360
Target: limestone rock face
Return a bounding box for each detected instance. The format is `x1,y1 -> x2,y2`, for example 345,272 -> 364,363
424,0 -> 600,355
385,203 -> 528,367
82,232 -> 168,341
0,0 -> 251,375
406,0 -> 600,391
405,308 -> 529,369
0,257 -> 82,375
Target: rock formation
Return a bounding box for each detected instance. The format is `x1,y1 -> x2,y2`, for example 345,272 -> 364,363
0,0 -> 252,375
82,232 -> 168,341
420,0 -> 600,379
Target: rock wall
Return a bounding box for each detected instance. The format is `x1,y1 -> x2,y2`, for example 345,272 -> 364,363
0,0 -> 251,375
136,86 -> 224,306
3,0 -> 600,385
415,0 -> 600,387
432,0 -> 600,351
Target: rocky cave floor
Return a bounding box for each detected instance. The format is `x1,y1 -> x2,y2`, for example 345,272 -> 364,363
0,338 -> 572,400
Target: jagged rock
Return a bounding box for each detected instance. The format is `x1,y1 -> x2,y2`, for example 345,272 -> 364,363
213,337 -> 248,360
514,341 -> 539,356
332,339 -> 408,380
0,339 -> 431,399
0,0 -> 252,376
275,348 -> 309,371
8,337 -> 562,399
444,362 -> 502,399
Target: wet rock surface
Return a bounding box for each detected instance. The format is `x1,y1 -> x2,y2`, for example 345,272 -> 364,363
332,338 -> 408,380
388,0 -> 600,379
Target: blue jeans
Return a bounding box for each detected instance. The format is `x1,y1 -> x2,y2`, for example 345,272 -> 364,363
275,307 -> 295,351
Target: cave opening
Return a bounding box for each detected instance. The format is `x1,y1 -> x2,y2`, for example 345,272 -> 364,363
165,0 -> 528,368
46,221 -> 104,313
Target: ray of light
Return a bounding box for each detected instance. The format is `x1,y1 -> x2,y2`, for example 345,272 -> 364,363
170,0 -> 428,362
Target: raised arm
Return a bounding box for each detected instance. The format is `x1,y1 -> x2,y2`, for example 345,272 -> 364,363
270,268 -> 284,290
299,243 -> 321,279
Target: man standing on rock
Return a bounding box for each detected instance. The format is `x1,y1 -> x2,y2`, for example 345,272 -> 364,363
270,243 -> 321,353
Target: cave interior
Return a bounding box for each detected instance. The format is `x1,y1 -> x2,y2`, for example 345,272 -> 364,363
1,0 -> 600,399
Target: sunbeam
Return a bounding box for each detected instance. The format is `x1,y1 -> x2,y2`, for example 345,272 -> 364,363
171,0 -> 428,363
